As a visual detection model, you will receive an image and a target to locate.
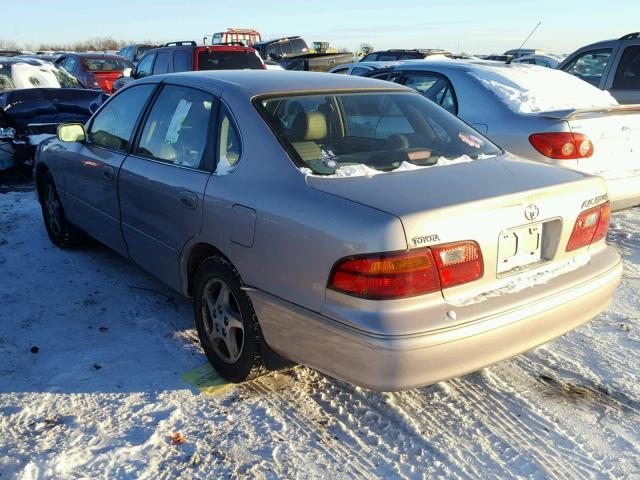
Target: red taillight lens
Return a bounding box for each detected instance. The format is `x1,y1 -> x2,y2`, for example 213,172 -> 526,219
566,201 -> 610,252
529,132 -> 594,160
431,241 -> 484,288
328,241 -> 483,300
329,249 -> 441,300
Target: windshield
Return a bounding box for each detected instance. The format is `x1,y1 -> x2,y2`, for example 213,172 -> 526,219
256,91 -> 501,175
197,51 -> 263,70
0,61 -> 82,91
82,58 -> 131,71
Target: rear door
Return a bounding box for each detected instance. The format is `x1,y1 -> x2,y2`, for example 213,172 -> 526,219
118,84 -> 217,290
62,83 -> 157,254
607,45 -> 640,104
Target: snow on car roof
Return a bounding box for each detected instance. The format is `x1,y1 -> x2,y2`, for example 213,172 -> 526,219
393,59 -> 619,114
465,62 -> 618,114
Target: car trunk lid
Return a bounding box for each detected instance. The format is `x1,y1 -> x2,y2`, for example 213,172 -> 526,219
542,105 -> 640,179
306,156 -> 607,302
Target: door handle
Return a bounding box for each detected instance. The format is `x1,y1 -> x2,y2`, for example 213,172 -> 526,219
179,190 -> 198,209
102,166 -> 115,181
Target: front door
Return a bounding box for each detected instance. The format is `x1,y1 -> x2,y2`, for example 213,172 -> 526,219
119,84 -> 217,290
62,83 -> 156,254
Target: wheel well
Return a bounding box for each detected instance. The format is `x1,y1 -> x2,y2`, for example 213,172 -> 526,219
34,164 -> 49,202
186,243 -> 227,296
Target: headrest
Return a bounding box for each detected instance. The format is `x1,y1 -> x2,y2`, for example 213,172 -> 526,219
630,57 -> 640,76
292,111 -> 327,141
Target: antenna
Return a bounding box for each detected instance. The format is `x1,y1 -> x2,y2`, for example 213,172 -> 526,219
507,21 -> 541,64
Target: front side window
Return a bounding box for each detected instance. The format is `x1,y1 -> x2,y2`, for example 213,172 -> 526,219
136,85 -> 214,169
216,108 -> 242,174
256,91 -> 500,175
351,66 -> 370,76
89,84 -> 156,151
612,46 -> 640,89
402,73 -> 458,114
563,49 -> 612,86
136,53 -> 156,78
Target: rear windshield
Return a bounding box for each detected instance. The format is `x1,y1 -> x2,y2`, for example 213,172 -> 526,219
0,61 -> 82,91
256,91 -> 501,176
197,51 -> 263,70
82,58 -> 130,71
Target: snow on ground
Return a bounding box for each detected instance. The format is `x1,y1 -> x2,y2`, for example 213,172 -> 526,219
0,190 -> 639,479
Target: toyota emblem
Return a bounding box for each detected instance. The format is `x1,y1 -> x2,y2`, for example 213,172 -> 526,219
524,204 -> 540,221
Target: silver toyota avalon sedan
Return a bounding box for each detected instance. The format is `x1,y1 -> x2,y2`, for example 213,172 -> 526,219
34,71 -> 622,391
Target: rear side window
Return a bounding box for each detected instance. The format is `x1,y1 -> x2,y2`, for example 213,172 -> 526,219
351,66 -> 371,76
361,53 -> 377,61
136,85 -> 215,169
332,67 -> 349,75
89,84 -> 156,152
216,108 -> 242,174
152,51 -> 172,74
173,50 -> 190,72
402,72 -> 458,114
563,49 -> 612,86
612,46 -> 640,89
197,50 -> 263,70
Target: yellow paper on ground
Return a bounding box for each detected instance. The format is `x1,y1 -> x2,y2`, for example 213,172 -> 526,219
181,363 -> 233,396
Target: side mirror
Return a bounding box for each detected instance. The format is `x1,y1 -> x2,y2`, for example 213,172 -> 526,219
122,67 -> 132,77
57,123 -> 86,143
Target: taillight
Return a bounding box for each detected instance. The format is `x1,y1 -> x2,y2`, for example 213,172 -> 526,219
328,241 -> 483,300
329,249 -> 440,300
529,132 -> 594,160
431,241 -> 484,288
566,201 -> 610,252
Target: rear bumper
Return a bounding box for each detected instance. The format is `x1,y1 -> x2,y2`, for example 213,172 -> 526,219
604,174 -> 640,211
250,247 -> 622,391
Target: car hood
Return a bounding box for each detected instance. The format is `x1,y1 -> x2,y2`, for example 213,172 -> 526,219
305,155 -> 590,217
0,87 -> 108,131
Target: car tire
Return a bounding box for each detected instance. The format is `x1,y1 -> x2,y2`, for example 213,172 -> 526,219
39,171 -> 85,248
193,256 -> 267,383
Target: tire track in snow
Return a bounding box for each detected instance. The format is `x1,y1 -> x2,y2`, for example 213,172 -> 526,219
448,375 -> 599,480
386,388 -> 506,479
246,372 -> 378,479
299,372 -> 473,479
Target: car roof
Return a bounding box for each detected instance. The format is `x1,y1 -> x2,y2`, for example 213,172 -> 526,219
0,57 -> 52,66
66,52 -> 125,59
149,70 -> 409,97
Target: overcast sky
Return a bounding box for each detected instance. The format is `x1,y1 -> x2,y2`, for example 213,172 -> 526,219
6,0 -> 640,54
